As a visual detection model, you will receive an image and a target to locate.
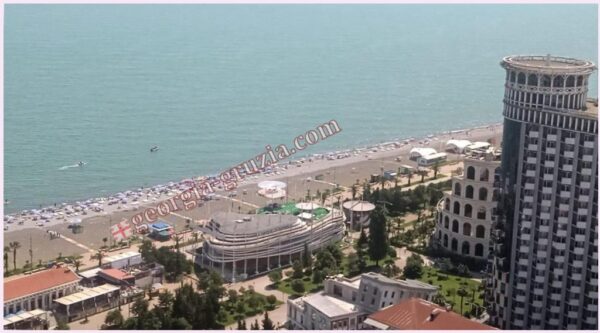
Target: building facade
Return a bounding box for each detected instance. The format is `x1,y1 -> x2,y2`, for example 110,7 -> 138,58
487,55 -> 598,330
287,273 -> 437,330
434,152 -> 500,259
198,210 -> 345,282
3,266 -> 81,316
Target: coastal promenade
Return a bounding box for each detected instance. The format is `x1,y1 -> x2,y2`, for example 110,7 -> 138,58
4,123 -> 502,268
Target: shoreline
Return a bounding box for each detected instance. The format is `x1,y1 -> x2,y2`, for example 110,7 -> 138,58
4,121 -> 503,233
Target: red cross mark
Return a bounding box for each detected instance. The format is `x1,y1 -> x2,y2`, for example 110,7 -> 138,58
112,221 -> 131,240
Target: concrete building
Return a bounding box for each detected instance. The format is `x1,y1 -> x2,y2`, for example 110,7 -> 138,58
198,208 -> 345,282
101,251 -> 142,270
487,55 -> 598,330
434,150 -> 500,259
287,273 -> 437,330
342,200 -> 375,230
3,266 -> 81,316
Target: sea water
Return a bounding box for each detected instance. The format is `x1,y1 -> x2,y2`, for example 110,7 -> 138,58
4,4 -> 598,212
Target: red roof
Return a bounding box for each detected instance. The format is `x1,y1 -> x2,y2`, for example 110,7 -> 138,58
367,298 -> 497,330
99,268 -> 134,281
4,267 -> 80,301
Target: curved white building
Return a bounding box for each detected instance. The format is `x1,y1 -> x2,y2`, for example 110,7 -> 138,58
434,152 -> 500,259
342,200 -> 376,230
197,208 -> 345,282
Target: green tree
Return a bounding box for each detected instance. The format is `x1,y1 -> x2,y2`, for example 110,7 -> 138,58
228,289 -> 239,303
383,258 -> 399,278
345,253 -> 361,277
356,229 -> 368,250
403,254 -> 424,279
351,184 -> 358,200
291,279 -> 305,294
433,161 -> 440,179
268,270 -> 282,285
104,309 -> 124,328
9,241 -> 20,271
368,207 -> 388,266
262,312 -> 275,330
266,295 -> 277,310
302,243 -> 312,268
55,319 -> 70,330
292,260 -> 303,279
407,171 -> 413,186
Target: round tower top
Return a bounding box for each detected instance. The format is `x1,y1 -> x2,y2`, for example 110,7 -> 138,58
501,55 -> 596,75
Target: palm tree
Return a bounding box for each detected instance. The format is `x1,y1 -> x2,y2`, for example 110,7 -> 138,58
407,171 -> 413,186
383,258 -> 397,278
351,184 -> 357,200
433,161 -> 440,179
102,237 -> 108,248
92,250 -> 104,267
4,246 -> 10,272
9,242 -> 21,271
73,256 -> 82,272
457,287 -> 469,316
418,169 -> 428,183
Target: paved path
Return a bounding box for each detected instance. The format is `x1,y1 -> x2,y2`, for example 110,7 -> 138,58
215,194 -> 260,209
58,233 -> 95,253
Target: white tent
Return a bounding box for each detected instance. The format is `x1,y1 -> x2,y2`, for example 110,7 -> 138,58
445,139 -> 472,154
466,141 -> 491,153
409,148 -> 437,160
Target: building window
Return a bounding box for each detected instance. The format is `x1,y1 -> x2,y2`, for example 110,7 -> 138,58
467,167 -> 476,180
391,291 -> 395,298
466,185 -> 474,199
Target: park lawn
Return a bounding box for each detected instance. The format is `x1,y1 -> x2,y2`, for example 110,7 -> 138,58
418,266 -> 483,311
277,277 -> 323,296
218,292 -> 283,326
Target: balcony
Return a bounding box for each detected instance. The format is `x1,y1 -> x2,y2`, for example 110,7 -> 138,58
523,196 -> 533,203
581,168 -> 592,176
584,141 -> 595,148
546,147 -> 556,155
555,229 -> 567,237
540,212 -> 551,220
561,178 -> 572,185
560,191 -> 571,198
525,170 -> 536,177
564,151 -> 575,158
579,195 -> 590,202
578,208 -> 588,215
580,182 -> 591,189
541,199 -> 551,207
563,164 -> 573,172
528,144 -> 538,151
527,157 -> 538,164
573,247 -> 584,255
523,208 -> 533,216
558,216 -> 569,224
547,134 -> 557,141
542,187 -> 553,194
577,221 -> 588,229
583,155 -> 593,162
572,260 -> 584,268
530,131 -> 539,138
559,203 -> 570,211
565,137 -> 575,145
524,182 -> 535,190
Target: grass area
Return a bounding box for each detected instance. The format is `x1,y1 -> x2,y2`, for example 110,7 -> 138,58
218,291 -> 283,326
276,277 -> 323,296
257,202 -> 329,219
418,266 -> 483,313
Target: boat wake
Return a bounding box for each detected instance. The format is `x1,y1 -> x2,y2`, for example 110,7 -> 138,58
59,162 -> 86,170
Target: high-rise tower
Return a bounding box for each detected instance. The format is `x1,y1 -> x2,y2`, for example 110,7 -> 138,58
487,55 -> 598,329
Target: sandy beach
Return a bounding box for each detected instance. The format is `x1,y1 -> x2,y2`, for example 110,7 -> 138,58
4,122 -> 503,267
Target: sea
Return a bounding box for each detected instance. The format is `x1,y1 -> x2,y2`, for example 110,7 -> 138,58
4,4 -> 598,213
